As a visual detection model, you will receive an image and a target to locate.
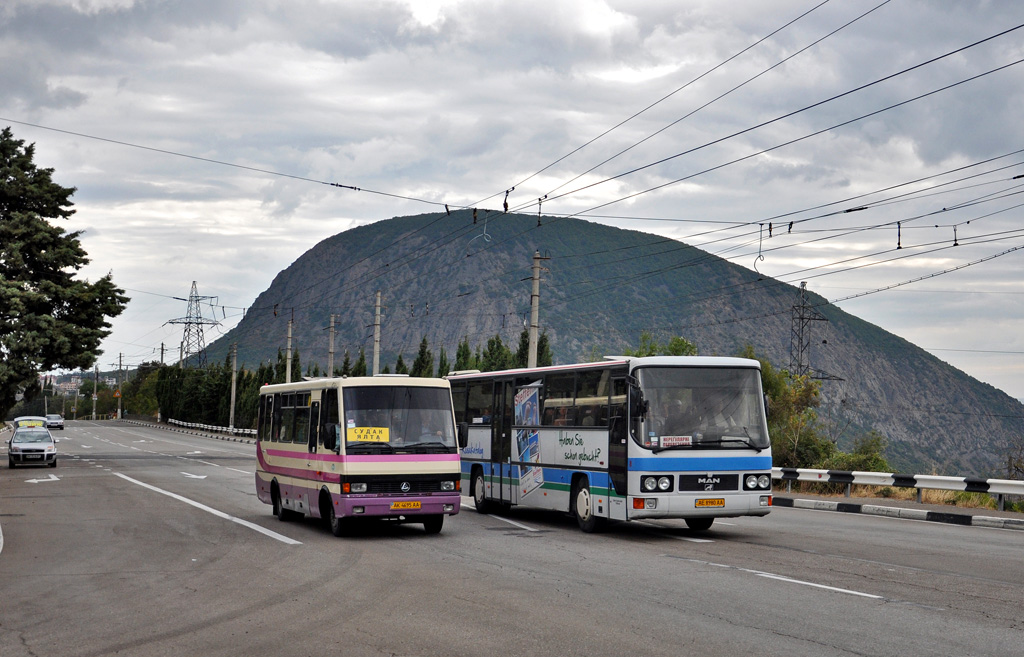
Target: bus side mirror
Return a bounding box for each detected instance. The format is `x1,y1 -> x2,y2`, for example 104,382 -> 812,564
457,422 -> 469,449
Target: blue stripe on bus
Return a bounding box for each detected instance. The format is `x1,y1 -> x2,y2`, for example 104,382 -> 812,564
629,455 -> 772,471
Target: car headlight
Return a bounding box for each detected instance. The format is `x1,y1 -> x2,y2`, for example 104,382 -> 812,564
658,476 -> 672,491
642,476 -> 658,492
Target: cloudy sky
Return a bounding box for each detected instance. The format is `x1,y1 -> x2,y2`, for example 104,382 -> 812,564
4,0 -> 1024,399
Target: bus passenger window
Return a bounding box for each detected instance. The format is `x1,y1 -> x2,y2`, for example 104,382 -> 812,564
542,373 -> 575,426
450,383 -> 467,425
466,382 -> 491,424
576,370 -> 607,427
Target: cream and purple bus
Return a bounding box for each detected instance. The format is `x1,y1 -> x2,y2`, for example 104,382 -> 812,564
255,376 -> 461,535
449,356 -> 772,532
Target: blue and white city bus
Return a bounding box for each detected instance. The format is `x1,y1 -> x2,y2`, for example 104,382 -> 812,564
449,356 -> 772,532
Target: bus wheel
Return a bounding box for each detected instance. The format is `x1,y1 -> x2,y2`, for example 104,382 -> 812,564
572,479 -> 602,533
422,515 -> 444,534
685,517 -> 714,531
473,469 -> 493,514
272,485 -> 296,521
328,502 -> 348,537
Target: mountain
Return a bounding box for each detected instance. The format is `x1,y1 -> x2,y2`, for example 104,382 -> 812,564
207,211 -> 1024,477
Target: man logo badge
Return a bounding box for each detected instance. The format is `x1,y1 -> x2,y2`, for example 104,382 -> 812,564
401,481 -> 411,493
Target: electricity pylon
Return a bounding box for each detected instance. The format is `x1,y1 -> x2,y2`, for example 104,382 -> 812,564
167,281 -> 219,368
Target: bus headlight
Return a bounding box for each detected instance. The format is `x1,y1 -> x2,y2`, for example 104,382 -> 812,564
745,475 -> 758,489
440,481 -> 455,492
348,483 -> 367,493
658,476 -> 672,491
758,475 -> 771,489
642,476 -> 658,492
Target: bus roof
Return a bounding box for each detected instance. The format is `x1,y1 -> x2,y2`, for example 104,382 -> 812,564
259,375 -> 451,394
445,356 -> 761,381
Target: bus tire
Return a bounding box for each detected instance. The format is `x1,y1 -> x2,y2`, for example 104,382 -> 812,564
422,514 -> 444,534
572,478 -> 603,533
685,517 -> 714,531
472,468 -> 494,514
328,502 -> 347,537
272,483 -> 298,521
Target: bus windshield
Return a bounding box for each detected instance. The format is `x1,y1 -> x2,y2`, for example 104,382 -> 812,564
635,367 -> 769,452
342,386 -> 457,454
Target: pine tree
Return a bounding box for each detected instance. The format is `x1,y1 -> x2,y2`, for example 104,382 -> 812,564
411,337 -> 433,377
394,353 -> 408,374
352,349 -> 367,377
436,346 -> 450,378
0,127 -> 129,419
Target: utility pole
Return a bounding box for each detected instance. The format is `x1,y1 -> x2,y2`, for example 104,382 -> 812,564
92,365 -> 98,421
373,291 -> 382,375
160,342 -> 165,365
527,250 -> 549,368
327,314 -> 336,376
229,343 -> 238,430
117,353 -> 123,419
286,314 -> 293,384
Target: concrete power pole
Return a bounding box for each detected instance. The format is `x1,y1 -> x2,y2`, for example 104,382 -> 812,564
117,353 -> 123,420
229,343 -> 238,430
373,291 -> 382,376
92,365 -> 98,420
527,250 -> 549,368
327,314 -> 336,376
286,316 -> 293,384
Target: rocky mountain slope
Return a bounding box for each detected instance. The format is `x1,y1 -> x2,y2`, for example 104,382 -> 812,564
208,211 -> 1023,477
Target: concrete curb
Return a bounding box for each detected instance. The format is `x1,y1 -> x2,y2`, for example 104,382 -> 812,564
774,497 -> 1024,531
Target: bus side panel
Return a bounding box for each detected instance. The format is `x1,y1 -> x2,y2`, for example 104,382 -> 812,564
461,424 -> 492,497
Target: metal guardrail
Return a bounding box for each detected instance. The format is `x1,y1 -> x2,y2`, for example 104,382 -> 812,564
773,467 -> 1024,511
166,418 -> 257,437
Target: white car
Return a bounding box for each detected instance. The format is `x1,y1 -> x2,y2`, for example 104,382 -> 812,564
8,426 -> 57,468
45,414 -> 65,430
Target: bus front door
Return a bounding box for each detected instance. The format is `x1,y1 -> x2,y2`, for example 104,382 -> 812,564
492,380 -> 514,505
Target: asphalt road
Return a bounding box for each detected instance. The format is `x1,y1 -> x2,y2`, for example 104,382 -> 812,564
1,421 -> 1021,656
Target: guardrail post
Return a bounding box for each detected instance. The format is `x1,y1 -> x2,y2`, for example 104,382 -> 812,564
917,488 -> 922,504
786,480 -> 792,493
998,494 -> 1004,512
845,483 -> 851,498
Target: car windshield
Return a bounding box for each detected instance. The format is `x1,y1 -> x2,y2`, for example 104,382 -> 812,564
635,366 -> 769,451
13,430 -> 53,444
342,386 -> 457,454
47,415 -> 61,421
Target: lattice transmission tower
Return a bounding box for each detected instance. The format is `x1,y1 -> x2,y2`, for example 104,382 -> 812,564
167,281 -> 219,368
789,282 -> 842,381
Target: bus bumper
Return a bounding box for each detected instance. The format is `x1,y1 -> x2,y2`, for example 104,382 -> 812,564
626,492 -> 772,520
335,493 -> 461,519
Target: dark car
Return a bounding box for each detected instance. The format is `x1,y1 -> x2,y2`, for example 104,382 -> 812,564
8,426 -> 57,468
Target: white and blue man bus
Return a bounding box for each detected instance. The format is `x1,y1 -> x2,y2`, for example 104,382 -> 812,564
256,376 -> 461,535
449,356 -> 772,532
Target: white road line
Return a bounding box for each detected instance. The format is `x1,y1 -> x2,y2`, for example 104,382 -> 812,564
489,515 -> 541,532
113,473 -> 301,545
754,572 -> 883,599
226,468 -> 251,475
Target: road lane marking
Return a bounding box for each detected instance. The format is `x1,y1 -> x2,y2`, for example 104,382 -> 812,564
26,474 -> 60,484
226,468 -> 250,475
754,572 -> 883,599
664,554 -> 883,600
113,473 -> 301,545
181,472 -> 207,479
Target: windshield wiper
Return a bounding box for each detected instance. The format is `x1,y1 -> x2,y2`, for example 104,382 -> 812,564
345,442 -> 394,454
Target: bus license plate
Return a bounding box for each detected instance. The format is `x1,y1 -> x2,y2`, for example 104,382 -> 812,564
695,498 -> 724,508
391,501 -> 421,510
